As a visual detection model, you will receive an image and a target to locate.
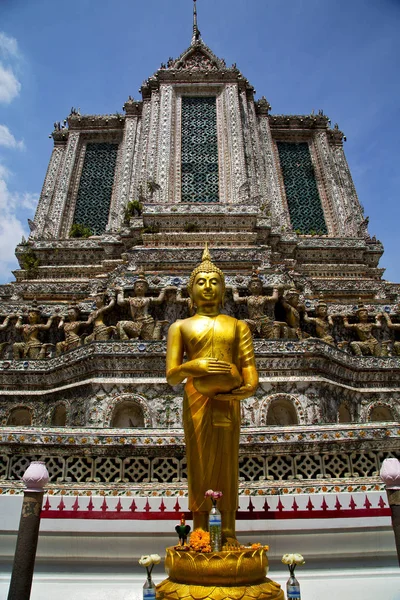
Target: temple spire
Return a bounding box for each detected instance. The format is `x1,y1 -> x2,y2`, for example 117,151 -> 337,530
191,0 -> 201,45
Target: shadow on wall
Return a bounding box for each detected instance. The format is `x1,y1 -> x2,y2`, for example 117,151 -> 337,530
111,400 -> 145,428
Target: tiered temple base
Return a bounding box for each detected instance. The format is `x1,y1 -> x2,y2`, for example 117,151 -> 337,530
157,547 -> 284,600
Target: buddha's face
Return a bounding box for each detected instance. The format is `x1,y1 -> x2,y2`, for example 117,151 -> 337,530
191,271 -> 224,308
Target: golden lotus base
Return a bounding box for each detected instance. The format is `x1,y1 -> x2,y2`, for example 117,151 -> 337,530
156,547 -> 284,600
157,577 -> 284,600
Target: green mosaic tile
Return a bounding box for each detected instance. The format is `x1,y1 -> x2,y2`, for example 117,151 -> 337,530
73,142 -> 118,235
181,97 -> 219,202
277,142 -> 327,234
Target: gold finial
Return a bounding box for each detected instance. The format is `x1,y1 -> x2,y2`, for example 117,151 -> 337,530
188,243 -> 225,295
202,241 -> 211,262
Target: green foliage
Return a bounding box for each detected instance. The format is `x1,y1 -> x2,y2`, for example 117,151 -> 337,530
147,179 -> 160,195
124,200 -> 143,224
69,223 -> 93,238
184,222 -> 200,232
142,224 -> 160,234
20,248 -> 40,278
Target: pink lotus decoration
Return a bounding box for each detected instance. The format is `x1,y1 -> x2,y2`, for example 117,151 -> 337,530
380,458 -> 400,489
22,461 -> 49,492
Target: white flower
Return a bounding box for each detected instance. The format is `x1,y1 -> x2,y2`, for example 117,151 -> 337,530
281,553 -> 305,566
139,555 -> 152,567
150,554 -> 161,565
293,553 -> 305,565
281,553 -> 295,565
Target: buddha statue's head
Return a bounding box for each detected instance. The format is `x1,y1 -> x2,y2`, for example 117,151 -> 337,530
188,244 -> 225,309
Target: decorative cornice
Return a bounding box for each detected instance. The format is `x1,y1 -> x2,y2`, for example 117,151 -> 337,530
269,113 -> 330,130
67,114 -> 125,131
123,97 -> 143,116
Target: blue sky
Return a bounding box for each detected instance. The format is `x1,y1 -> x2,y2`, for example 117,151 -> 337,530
0,0 -> 399,284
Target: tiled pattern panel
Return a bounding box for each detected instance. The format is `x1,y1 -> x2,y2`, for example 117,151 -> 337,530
277,141 -> 327,234
73,142 -> 118,234
181,97 -> 219,202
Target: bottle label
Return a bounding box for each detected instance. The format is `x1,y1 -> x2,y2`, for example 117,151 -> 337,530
209,515 -> 221,526
287,586 -> 301,599
143,589 -> 156,600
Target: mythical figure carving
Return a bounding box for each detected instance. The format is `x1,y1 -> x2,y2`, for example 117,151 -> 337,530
381,308 -> 400,356
342,302 -> 382,357
163,287 -> 193,326
13,304 -> 55,359
304,297 -> 335,345
166,245 -> 258,545
56,304 -> 90,355
116,274 -> 169,341
0,314 -> 15,357
232,273 -> 285,339
281,288 -> 306,339
84,291 -> 116,344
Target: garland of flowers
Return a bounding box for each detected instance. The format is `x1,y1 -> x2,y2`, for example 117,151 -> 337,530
189,529 -> 212,553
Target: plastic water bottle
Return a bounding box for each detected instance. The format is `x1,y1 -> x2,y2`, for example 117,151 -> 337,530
143,575 -> 156,600
286,574 -> 301,599
209,505 -> 222,552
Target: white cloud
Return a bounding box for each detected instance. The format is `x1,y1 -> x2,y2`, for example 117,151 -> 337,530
0,63 -> 21,104
0,32 -> 20,60
0,165 -> 37,283
0,124 -> 24,150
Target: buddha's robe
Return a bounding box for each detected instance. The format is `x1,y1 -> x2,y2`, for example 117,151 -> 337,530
181,314 -> 255,514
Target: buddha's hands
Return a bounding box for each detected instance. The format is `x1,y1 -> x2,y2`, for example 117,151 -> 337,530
215,383 -> 255,402
181,358 -> 232,378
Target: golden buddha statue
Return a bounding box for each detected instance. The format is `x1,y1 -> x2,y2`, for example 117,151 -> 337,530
166,244 -> 258,545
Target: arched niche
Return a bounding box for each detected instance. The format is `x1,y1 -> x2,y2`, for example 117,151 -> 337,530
51,404 -> 67,426
266,397 -> 299,426
338,402 -> 352,423
111,400 -> 145,428
7,407 -> 32,426
369,404 -> 394,422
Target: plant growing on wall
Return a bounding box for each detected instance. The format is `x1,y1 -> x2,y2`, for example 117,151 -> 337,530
20,247 -> 40,278
69,223 -> 93,238
124,200 -> 143,224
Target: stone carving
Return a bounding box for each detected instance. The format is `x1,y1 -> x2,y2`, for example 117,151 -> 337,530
342,302 -> 382,357
381,308 -> 400,356
163,288 -> 193,326
84,292 -> 116,344
281,288 -> 306,340
13,304 -> 56,359
116,274 -> 169,340
0,314 -> 15,357
304,297 -> 335,345
232,272 -> 284,339
56,304 -> 90,355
